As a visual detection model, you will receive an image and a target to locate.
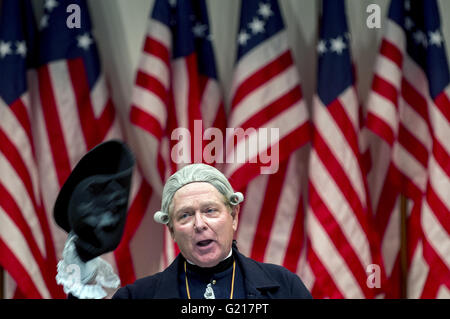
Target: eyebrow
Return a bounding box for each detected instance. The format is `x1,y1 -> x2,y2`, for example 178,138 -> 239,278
174,201 -> 222,216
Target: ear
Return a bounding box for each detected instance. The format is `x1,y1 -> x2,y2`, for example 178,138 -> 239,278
231,204 -> 240,232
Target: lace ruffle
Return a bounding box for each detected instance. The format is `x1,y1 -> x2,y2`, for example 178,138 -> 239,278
56,233 -> 120,299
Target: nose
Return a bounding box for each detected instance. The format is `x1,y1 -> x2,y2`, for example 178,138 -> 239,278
193,211 -> 207,232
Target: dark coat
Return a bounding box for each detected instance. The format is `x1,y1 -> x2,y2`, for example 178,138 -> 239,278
112,247 -> 312,299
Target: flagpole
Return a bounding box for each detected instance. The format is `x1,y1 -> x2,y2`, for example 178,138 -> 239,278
0,266 -> 4,299
400,195 -> 408,298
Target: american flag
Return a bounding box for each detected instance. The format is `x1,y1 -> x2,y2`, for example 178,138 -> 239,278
128,0 -> 226,268
365,0 -> 450,298
226,0 -> 310,272
33,0 -> 120,275
0,0 -> 63,299
1,0 -> 152,298
303,0 -> 383,298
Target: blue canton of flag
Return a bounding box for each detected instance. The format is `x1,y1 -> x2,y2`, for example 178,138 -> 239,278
0,0 -> 36,104
38,0 -> 100,89
316,0 -> 353,106
388,0 -> 449,98
236,0 -> 284,60
152,0 -> 195,59
151,0 -> 218,80
190,0 -> 218,80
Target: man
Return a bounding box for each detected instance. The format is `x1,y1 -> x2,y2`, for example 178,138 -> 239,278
113,163 -> 311,299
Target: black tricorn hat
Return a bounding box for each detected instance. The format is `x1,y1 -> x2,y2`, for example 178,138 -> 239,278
54,140 -> 135,262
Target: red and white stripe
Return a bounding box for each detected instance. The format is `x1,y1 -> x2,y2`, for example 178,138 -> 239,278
31,60 -> 119,261
130,18 -> 171,191
227,29 -> 310,274
365,18 -> 450,298
408,86 -> 450,298
0,85 -> 60,298
306,86 -> 379,298
225,31 -> 309,187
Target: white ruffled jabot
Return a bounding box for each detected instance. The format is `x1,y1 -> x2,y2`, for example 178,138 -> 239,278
56,233 -> 120,299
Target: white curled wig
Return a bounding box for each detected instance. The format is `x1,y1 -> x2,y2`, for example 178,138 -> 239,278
153,163 -> 244,225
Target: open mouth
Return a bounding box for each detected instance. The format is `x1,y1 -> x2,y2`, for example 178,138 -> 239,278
196,239 -> 213,247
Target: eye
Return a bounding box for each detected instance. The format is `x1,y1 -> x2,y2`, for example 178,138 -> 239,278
178,211 -> 191,220
205,207 -> 217,214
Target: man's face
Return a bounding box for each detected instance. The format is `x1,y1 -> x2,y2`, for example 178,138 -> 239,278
169,182 -> 238,268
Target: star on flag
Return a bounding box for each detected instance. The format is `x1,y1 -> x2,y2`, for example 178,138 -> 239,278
0,40 -> 12,58
15,41 -> 27,57
330,36 -> 347,55
248,17 -> 265,34
77,33 -> 93,50
428,30 -> 443,47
